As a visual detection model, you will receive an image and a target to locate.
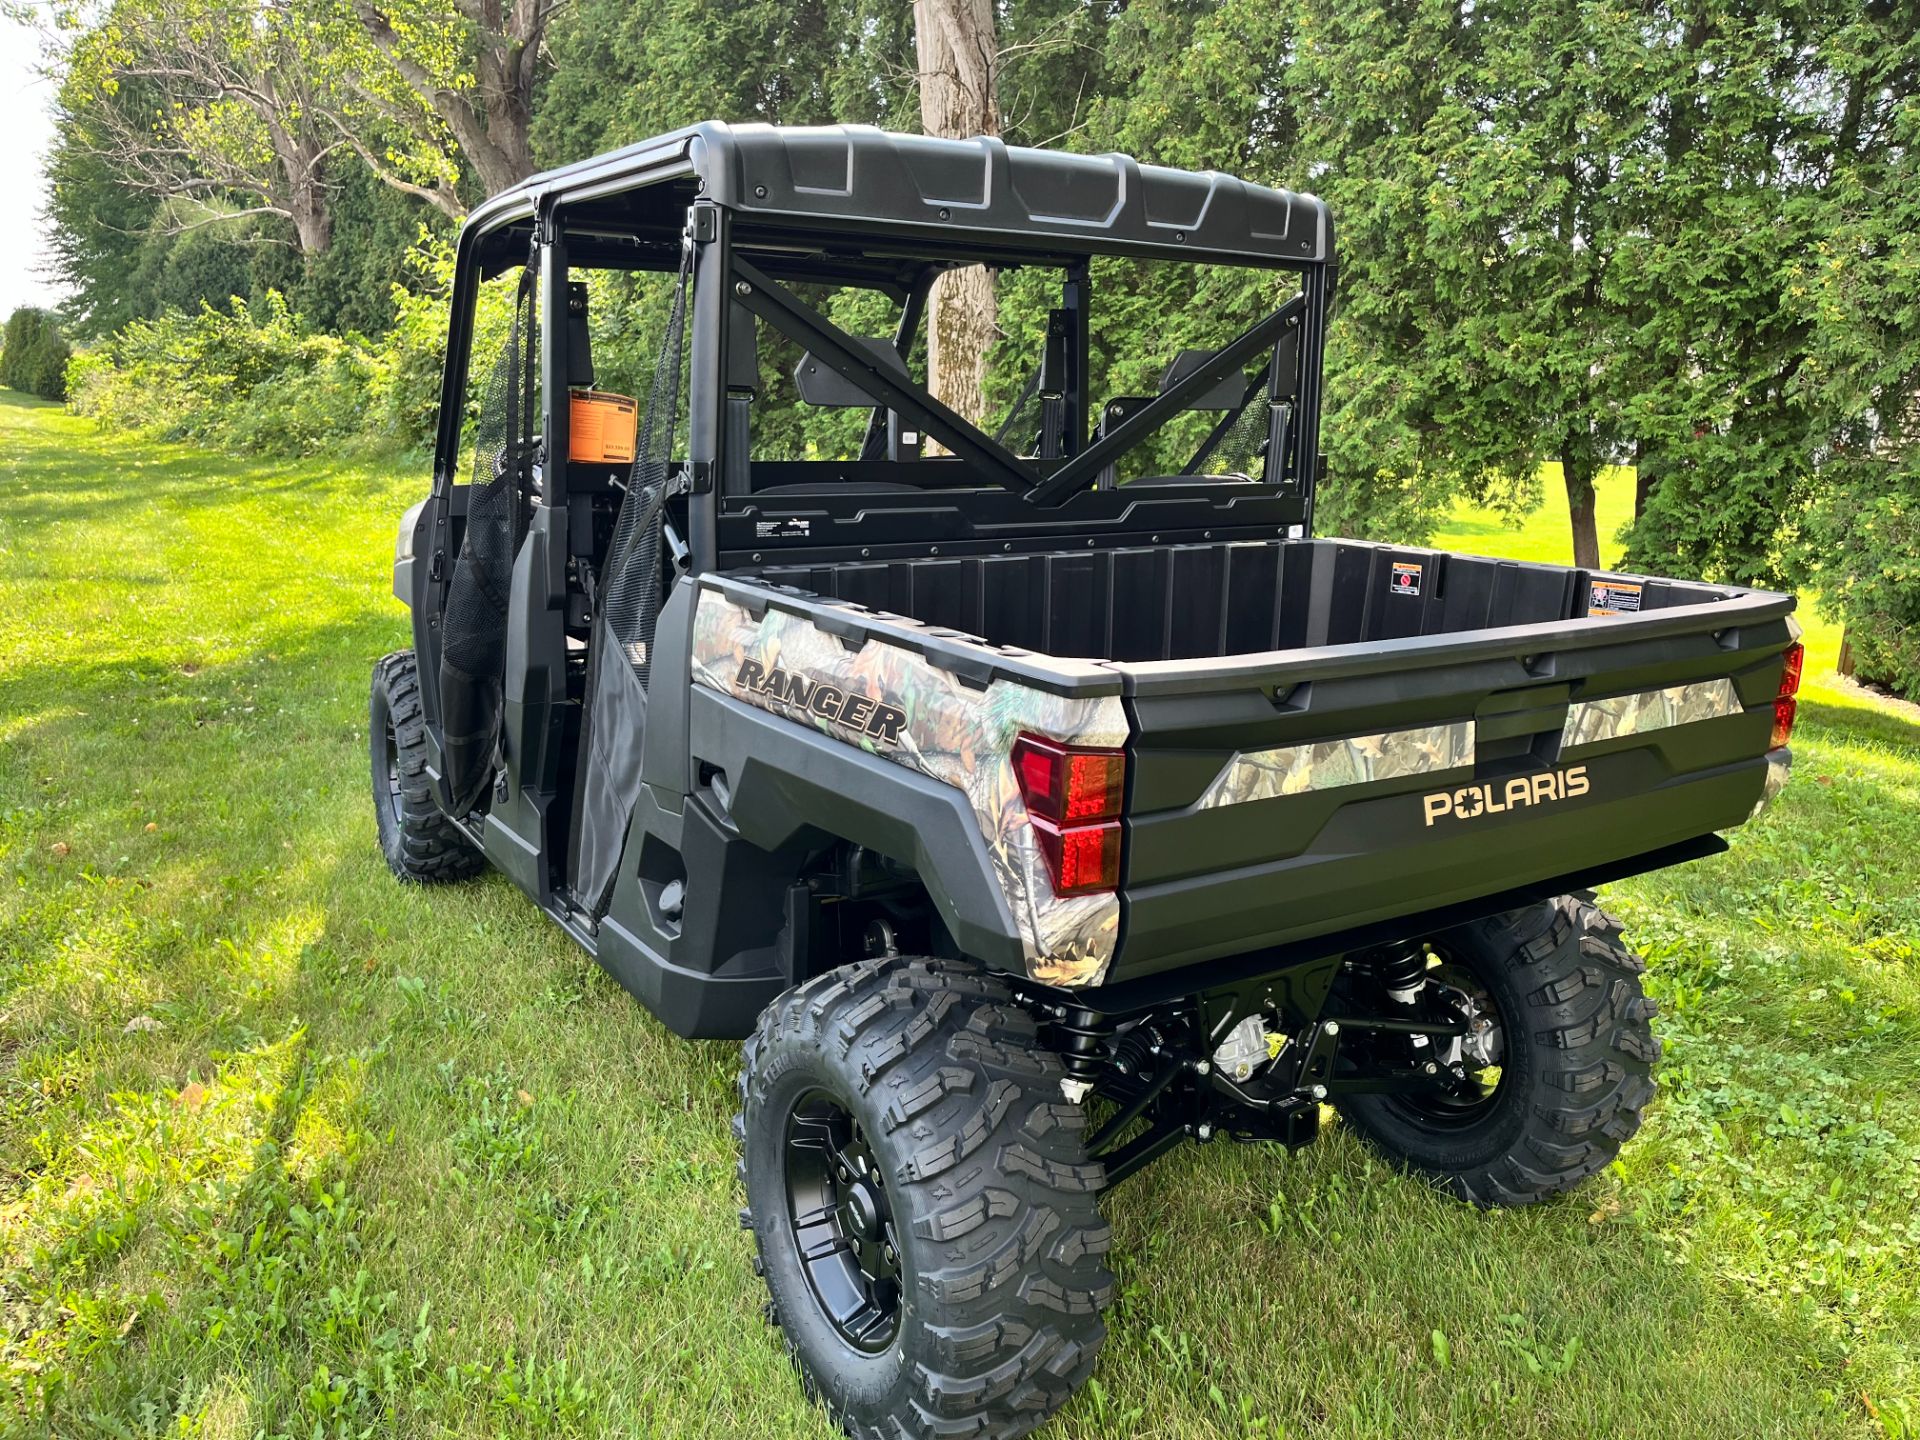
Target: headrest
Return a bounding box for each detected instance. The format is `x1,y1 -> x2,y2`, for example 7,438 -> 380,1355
793,339 -> 910,407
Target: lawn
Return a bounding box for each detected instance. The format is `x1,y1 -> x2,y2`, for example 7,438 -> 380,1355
1,388 -> 1915,1439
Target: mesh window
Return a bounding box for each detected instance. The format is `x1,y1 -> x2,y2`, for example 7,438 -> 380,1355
992,366 -> 1045,456
439,267 -> 536,803
598,253 -> 691,689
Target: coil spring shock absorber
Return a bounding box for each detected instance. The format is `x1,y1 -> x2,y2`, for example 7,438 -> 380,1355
1050,1006 -> 1115,1082
1377,943 -> 1428,1007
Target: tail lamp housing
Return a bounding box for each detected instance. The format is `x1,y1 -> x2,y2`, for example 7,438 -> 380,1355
1771,641 -> 1804,749
1011,733 -> 1125,896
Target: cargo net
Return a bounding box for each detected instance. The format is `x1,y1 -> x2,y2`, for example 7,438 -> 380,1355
442,268 -> 537,697
598,252 -> 691,689
1188,371 -> 1276,481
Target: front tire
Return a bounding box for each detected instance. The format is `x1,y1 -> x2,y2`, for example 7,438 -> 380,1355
370,650 -> 486,884
736,957 -> 1113,1439
1337,894 -> 1658,1206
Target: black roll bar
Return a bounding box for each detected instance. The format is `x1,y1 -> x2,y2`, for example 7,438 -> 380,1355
1021,294 -> 1306,506
730,257 -> 1042,495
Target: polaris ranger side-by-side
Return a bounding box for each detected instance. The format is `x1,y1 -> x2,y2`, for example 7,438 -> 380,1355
372,124 -> 1800,1438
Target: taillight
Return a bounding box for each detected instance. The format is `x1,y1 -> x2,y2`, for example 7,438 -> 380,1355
1032,820 -> 1122,895
1012,732 -> 1126,895
1771,642 -> 1804,749
1013,733 -> 1124,823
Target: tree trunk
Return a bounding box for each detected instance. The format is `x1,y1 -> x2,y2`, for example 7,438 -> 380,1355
264,114 -> 334,257
914,0 -> 1000,425
1564,453 -> 1601,570
287,184 -> 334,256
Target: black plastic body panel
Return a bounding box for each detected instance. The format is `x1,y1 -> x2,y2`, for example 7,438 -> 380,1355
752,537 -> 1750,663
721,484 -> 1309,571
463,123 -> 1331,275
594,782 -> 804,1038
686,687 -> 1029,976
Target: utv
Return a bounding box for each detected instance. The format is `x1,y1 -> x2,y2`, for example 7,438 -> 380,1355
374,123 -> 1800,1438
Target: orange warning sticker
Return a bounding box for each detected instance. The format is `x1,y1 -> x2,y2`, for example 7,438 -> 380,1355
1588,579 -> 1643,617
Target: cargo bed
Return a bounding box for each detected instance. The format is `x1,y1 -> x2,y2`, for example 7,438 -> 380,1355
732,537 -> 1799,985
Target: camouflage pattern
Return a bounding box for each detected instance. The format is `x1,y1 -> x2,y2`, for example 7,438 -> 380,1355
1561,678 -> 1741,750
1749,750 -> 1791,821
690,586 -> 1128,988
1197,721 -> 1475,809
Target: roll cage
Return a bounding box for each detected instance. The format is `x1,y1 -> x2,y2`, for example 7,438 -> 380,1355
429,123 -> 1336,577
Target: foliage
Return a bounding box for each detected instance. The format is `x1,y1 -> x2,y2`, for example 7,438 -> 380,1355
62,231 -> 486,457
1075,0 -> 1532,540
46,88 -> 450,339
534,0 -> 919,164
0,309 -> 74,401
1787,14 -> 1920,698
66,294 -> 376,456
56,0 -> 344,256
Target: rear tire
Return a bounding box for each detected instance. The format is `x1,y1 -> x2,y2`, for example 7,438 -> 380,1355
736,956 -> 1113,1439
370,650 -> 486,884
1337,894 -> 1658,1206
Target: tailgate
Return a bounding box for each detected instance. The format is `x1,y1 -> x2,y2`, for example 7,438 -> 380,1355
1109,580 -> 1798,984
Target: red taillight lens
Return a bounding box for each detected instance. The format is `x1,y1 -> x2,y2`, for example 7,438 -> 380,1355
1032,819 -> 1122,895
1771,697 -> 1797,749
1011,733 -> 1125,824
1778,643 -> 1804,699
1012,732 -> 1127,895
1768,643 -> 1804,748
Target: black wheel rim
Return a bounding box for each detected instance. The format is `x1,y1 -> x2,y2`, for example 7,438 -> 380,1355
782,1089 -> 902,1353
379,713 -> 405,827
1383,951 -> 1508,1132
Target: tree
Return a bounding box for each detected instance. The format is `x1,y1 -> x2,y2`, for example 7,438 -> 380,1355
914,0 -> 1000,424
342,0 -> 565,200
1610,3 -> 1840,586
1,309 -> 74,400
1788,2 -> 1920,695
59,0 -> 343,255
534,0 -> 919,168
1277,0 -> 1547,540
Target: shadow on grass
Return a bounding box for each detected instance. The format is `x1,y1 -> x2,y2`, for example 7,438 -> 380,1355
1092,1129 -> 1863,1436
1798,693 -> 1920,752
1432,514 -> 1517,540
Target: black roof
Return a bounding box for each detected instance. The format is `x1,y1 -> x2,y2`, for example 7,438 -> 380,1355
465,123 -> 1332,270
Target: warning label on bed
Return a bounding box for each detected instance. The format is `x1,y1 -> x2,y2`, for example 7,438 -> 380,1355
1390,561 -> 1422,597
1588,580 -> 1643,617
754,517 -> 812,539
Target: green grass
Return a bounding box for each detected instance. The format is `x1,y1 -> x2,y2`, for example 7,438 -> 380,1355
1,388 -> 1915,1438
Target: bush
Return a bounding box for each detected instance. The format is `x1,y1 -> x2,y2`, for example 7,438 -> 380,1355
65,233 -> 467,460
66,293 -> 374,457
1,308 -> 74,401
1807,456 -> 1920,700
